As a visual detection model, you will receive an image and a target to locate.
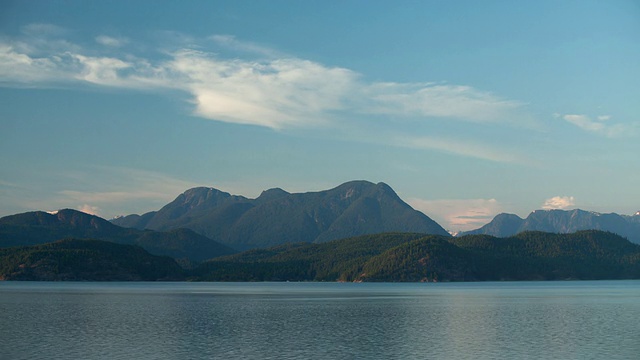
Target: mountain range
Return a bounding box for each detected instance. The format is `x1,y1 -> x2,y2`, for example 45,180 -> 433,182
111,180 -> 450,250
1,179 -> 640,281
0,209 -> 236,262
461,209 -> 640,244
2,180 -> 638,270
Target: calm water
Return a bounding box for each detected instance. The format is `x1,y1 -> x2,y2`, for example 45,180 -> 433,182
1,281 -> 639,359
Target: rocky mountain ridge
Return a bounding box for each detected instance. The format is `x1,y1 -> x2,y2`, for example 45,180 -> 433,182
112,180 -> 450,250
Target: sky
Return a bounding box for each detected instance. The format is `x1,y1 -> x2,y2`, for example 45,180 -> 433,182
0,0 -> 639,232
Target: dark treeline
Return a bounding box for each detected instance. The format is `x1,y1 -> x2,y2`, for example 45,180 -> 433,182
0,239 -> 184,281
2,231 -> 640,282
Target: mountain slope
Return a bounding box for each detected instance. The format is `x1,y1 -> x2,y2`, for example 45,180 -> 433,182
460,209 -> 640,243
0,209 -> 236,262
113,181 -> 449,250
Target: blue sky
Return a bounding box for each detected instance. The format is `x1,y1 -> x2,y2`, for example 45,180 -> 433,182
1,0 -> 638,231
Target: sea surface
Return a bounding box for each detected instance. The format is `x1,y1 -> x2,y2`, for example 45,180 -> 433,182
1,281 -> 639,359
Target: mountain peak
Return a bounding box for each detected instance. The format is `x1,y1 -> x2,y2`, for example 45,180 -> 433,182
182,186 -> 230,201
170,187 -> 240,212
256,188 -> 290,203
494,213 -> 524,220
372,181 -> 395,194
329,180 -> 399,200
333,180 -> 376,191
142,186 -> 250,229
53,209 -> 116,230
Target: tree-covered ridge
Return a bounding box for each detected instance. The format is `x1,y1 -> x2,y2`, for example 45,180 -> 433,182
358,237 -> 476,282
449,231 -> 640,280
2,231 -> 639,282
192,233 -> 428,281
0,239 -> 185,281
193,230 -> 640,282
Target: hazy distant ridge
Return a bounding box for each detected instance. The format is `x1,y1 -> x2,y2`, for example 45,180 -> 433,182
460,209 -> 640,243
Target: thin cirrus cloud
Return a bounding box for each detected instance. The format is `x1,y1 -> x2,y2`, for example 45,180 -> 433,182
95,35 -> 128,47
209,34 -> 281,57
395,135 -> 523,163
366,82 -> 525,125
560,114 -> 634,138
0,26 -> 534,159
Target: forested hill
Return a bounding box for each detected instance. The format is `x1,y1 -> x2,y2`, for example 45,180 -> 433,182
0,239 -> 184,281
193,230 -> 640,282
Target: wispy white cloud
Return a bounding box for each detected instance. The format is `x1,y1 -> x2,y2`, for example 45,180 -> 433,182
0,28 -> 529,126
564,114 -> 604,132
167,50 -> 357,128
367,82 -> 525,125
542,196 -> 575,210
562,114 -> 634,138
408,198 -> 504,232
71,54 -> 133,85
0,27 -> 537,160
0,44 -> 73,83
209,34 -> 280,57
95,35 -> 128,47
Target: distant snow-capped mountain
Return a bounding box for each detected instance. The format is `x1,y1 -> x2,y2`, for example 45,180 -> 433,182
459,209 -> 640,244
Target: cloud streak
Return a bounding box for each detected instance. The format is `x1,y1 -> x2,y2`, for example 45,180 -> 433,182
396,135 -> 523,163
0,26 -> 537,161
561,114 -> 634,138
95,35 -> 128,47
367,82 -> 525,124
